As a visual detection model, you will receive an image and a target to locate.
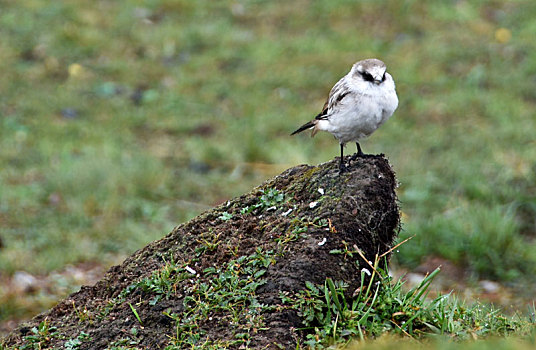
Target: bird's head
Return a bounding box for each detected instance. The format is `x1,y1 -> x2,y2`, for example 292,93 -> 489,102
352,58 -> 387,85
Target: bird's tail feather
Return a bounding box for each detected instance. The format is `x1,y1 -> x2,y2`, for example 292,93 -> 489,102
291,120 -> 316,135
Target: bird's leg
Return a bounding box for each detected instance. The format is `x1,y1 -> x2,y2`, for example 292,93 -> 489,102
339,143 -> 347,173
356,142 -> 365,157
351,142 -> 365,160
351,142 -> 368,160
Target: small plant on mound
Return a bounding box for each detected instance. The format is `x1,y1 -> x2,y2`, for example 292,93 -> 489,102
127,255 -> 194,306
18,319 -> 59,350
281,259 -> 531,349
240,188 -> 286,214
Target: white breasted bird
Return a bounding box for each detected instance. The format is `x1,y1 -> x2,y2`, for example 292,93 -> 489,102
291,58 -> 398,172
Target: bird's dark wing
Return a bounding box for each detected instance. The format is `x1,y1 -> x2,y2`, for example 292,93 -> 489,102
291,75 -> 351,135
315,78 -> 350,120
314,99 -> 330,120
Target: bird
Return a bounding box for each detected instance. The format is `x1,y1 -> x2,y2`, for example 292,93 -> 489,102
291,58 -> 398,172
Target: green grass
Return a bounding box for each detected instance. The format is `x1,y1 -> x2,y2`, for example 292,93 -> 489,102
346,336 -> 536,350
281,261 -> 534,349
1,0 -> 536,346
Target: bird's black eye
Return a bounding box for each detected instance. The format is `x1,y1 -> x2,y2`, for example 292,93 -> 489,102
362,72 -> 374,82
382,72 -> 386,81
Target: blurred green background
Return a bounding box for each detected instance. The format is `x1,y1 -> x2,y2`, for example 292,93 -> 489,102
1,0 -> 535,344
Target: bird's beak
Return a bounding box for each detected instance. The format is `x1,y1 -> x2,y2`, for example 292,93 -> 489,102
372,74 -> 383,85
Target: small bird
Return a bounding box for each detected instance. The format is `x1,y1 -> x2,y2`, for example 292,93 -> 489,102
291,58 -> 398,172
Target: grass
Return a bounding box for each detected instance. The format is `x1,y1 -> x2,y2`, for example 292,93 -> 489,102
1,0 -> 536,347
281,260 -> 534,349
346,336 -> 536,350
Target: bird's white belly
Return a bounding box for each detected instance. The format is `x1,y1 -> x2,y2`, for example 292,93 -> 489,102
318,96 -> 394,144
330,108 -> 381,142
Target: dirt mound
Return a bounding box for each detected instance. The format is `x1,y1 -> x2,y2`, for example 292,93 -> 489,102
2,155 -> 400,349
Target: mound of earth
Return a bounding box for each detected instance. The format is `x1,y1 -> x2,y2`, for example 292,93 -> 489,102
2,155 -> 400,349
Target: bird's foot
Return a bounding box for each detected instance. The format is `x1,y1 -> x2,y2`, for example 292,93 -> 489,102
338,159 -> 348,174
352,143 -> 369,160
353,147 -> 381,160
350,151 -> 369,161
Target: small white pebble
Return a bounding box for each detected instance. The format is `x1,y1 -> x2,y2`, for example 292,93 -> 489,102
185,266 -> 197,275
318,237 -> 327,246
480,280 -> 500,293
317,188 -> 324,195
266,205 -> 277,211
309,201 -> 318,208
361,268 -> 371,276
282,208 -> 293,216
13,271 -> 38,292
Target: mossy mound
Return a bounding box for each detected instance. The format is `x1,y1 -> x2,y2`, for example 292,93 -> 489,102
2,155 -> 400,349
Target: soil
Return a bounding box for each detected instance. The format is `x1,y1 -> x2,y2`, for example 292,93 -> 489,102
2,155 -> 400,349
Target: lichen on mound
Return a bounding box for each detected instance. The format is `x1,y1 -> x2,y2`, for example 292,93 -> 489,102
2,155 -> 400,349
